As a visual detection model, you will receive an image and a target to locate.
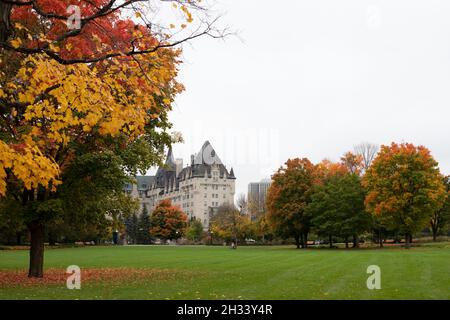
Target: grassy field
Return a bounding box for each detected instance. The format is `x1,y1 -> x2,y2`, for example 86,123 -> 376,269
0,244 -> 449,300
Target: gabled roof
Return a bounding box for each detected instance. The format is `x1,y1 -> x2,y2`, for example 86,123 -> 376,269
132,141 -> 235,194
193,140 -> 223,166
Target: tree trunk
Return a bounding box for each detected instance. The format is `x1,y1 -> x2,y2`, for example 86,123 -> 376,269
303,232 -> 308,249
299,233 -> 304,248
28,221 -> 45,278
345,237 -> 349,248
48,232 -> 56,246
16,232 -> 22,245
0,2 -> 12,43
405,233 -> 411,249
352,235 -> 359,248
432,227 -> 437,242
378,229 -> 383,248
329,235 -> 332,248
294,235 -> 300,249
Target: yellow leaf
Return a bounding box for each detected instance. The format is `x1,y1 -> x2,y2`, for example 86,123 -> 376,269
10,38 -> 22,49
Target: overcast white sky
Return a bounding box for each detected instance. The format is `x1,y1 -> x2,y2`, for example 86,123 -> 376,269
150,0 -> 450,198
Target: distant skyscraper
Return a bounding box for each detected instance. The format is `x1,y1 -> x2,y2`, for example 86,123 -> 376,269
247,179 -> 271,215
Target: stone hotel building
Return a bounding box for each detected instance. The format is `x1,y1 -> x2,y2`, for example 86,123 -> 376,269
125,141 -> 236,229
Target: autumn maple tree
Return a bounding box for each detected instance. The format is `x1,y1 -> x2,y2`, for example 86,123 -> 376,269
429,175 -> 450,241
363,142 -> 447,247
340,151 -> 363,175
266,158 -> 318,248
149,199 -> 187,242
209,203 -> 253,247
0,0 -> 222,277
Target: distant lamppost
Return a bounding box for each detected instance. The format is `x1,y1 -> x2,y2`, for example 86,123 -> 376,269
210,230 -> 214,245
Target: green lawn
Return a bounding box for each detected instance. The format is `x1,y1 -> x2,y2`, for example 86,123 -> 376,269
0,244 -> 449,299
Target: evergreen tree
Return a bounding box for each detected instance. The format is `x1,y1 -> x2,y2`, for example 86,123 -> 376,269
125,213 -> 139,244
137,205 -> 152,244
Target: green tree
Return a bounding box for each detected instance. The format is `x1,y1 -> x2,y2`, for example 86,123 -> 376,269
186,219 -> 204,242
266,158 -> 317,248
0,198 -> 27,244
307,173 -> 370,248
363,143 -> 447,247
137,205 -> 152,244
125,213 -> 139,244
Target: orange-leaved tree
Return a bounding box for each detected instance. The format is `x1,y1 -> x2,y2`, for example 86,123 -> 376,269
363,142 -> 447,247
340,151 -> 364,175
266,158 -> 318,248
429,175 -> 450,241
0,0 -> 223,277
150,199 -> 187,242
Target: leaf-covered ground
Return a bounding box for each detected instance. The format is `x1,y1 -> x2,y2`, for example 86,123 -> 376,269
0,244 -> 448,299
0,268 -> 200,288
